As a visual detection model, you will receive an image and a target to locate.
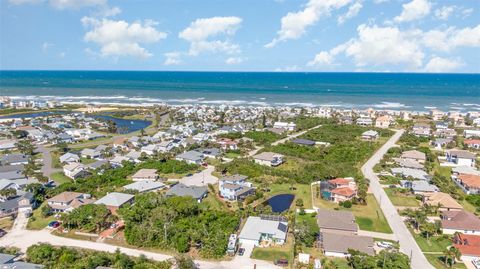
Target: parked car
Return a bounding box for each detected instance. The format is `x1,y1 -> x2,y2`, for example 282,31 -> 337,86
0,229 -> 7,237
275,259 -> 289,267
186,173 -> 193,177
238,248 -> 245,256
472,259 -> 480,269
48,221 -> 60,228
377,241 -> 394,249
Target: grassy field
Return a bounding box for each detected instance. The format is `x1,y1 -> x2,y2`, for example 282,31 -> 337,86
411,229 -> 452,252
266,183 -> 312,209
425,254 -> 467,269
384,188 -> 420,207
251,237 -> 294,264
314,193 -> 392,233
50,171 -> 72,184
27,203 -> 55,230
80,157 -> 97,164
0,217 -> 14,230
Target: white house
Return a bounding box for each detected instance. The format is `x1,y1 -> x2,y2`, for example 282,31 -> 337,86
218,174 -> 254,201
59,152 -> 80,164
464,130 -> 480,138
273,121 -> 296,131
253,152 -> 284,167
446,150 -> 476,167
238,216 -> 288,246
63,163 -> 87,179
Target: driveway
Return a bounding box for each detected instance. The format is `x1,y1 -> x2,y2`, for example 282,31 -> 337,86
36,144 -> 60,178
179,165 -> 218,186
361,129 -> 434,269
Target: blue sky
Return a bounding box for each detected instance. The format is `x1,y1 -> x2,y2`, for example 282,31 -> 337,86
1,0 -> 479,72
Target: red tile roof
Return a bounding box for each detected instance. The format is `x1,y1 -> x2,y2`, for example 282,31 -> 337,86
331,187 -> 356,197
458,174 -> 480,189
454,234 -> 480,257
328,178 -> 352,185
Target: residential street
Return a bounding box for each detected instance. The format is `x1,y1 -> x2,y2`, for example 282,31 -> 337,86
0,217 -> 279,269
37,144 -> 60,178
179,165 -> 218,186
361,129 -> 434,269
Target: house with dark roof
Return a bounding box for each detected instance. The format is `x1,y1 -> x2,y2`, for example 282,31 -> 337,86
218,174 -> 254,201
0,192 -> 34,218
291,138 -> 316,146
317,209 -> 358,235
446,150 -> 476,167
321,232 -> 374,257
166,183 -> 207,202
95,192 -> 134,214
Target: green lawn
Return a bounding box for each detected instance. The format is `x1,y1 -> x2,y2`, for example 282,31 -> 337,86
411,229 -> 452,252
80,157 -> 97,164
27,203 -> 55,230
251,238 -> 294,264
0,217 -> 14,230
50,171 -> 72,184
425,254 -> 467,269
385,188 -> 420,207
315,194 -> 392,233
51,151 -> 62,168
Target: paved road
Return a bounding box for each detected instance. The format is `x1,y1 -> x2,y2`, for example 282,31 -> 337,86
361,129 -> 434,269
0,217 -> 278,269
179,165 -> 218,186
37,144 -> 60,178
357,230 -> 397,241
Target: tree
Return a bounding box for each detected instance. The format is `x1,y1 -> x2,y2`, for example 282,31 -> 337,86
175,255 -> 197,269
0,188 -> 17,199
16,139 -> 35,155
443,246 -> 460,268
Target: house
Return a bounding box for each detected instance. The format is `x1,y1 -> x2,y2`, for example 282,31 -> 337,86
356,117 -> 373,126
441,210 -> 480,235
422,192 -> 462,211
375,115 -> 392,128
321,232 -> 374,257
391,167 -> 430,181
217,138 -> 238,150
95,192 -> 134,214
80,148 -> 101,159
123,180 -> 166,193
0,140 -> 16,151
196,148 -> 221,159
452,166 -> 480,177
273,121 -> 296,131
219,174 -> 254,201
0,192 -> 34,218
412,124 -> 431,137
0,154 -> 28,166
361,130 -> 379,141
157,140 -> 174,152
317,209 -> 358,235
453,233 -> 480,259
47,191 -> 93,213
166,183 -> 208,202
59,152 -> 80,164
393,158 -> 424,169
109,156 -> 129,168
432,138 -> 453,149
131,169 -> 158,181
125,150 -> 142,163
464,130 -> 480,138
238,215 -> 288,246
446,150 -> 476,167
140,144 -> 158,156
0,253 -> 44,268
63,163 -> 89,179
400,180 -> 439,194
291,138 -> 316,146
176,150 -> 204,165
253,152 -> 284,167
464,139 -> 480,150
453,174 -> 480,194
401,150 -> 426,163
112,137 -> 128,150
322,178 -> 357,203
87,159 -> 109,170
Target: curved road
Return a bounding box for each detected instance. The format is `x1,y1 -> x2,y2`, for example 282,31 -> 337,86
361,129 -> 433,269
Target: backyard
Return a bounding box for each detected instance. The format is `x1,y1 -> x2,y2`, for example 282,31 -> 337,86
384,188 -> 421,207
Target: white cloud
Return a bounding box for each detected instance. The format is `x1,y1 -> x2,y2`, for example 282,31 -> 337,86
265,0 -> 353,48
462,8 -> 473,18
164,52 -> 181,66
434,6 -> 455,20
42,42 -> 53,52
337,1 -> 362,25
49,0 -> 106,9
394,0 -> 431,23
424,57 -> 463,72
308,51 -> 334,66
450,25 -> 480,48
225,57 -> 243,64
95,5 -> 121,17
179,16 -> 242,56
422,25 -> 480,51
81,17 -> 167,59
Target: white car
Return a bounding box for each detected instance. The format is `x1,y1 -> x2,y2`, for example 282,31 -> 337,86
472,259 -> 480,269
377,241 -> 394,249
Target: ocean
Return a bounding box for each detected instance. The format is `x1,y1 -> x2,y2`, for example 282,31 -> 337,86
0,71 -> 479,111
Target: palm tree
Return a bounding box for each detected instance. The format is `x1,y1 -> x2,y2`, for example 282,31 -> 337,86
443,246 -> 461,268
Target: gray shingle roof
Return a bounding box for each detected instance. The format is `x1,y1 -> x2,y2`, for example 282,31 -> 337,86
317,209 -> 358,232
166,183 -> 207,200
94,192 -> 134,207
321,232 -> 374,255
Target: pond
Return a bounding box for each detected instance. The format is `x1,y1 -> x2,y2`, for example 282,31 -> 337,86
93,115 -> 151,134
264,194 -> 295,213
0,111 -> 151,134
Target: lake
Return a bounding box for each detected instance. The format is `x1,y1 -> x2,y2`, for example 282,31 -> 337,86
264,194 -> 295,213
0,111 -> 151,134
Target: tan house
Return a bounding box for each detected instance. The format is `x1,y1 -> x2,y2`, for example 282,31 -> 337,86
422,192 -> 462,211
375,115 -> 392,128
131,169 -> 159,181
401,150 -> 426,163
47,191 -> 93,213
253,152 -> 284,167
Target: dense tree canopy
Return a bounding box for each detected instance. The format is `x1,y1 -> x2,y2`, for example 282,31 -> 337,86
120,193 -> 239,258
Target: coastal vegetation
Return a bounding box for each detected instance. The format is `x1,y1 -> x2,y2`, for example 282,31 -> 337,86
25,243 -> 171,269
119,193 -> 240,259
